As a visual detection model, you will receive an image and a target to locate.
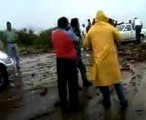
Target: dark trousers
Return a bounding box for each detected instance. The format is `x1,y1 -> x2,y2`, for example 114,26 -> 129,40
99,83 -> 126,108
135,25 -> 142,43
77,58 -> 88,84
57,58 -> 79,110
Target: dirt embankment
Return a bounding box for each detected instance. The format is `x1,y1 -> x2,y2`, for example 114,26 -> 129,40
118,43 -> 146,62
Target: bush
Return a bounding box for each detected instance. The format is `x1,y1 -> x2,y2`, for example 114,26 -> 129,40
17,29 -> 38,46
34,29 -> 52,48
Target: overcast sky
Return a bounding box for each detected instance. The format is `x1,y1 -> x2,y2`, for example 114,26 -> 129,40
0,0 -> 146,31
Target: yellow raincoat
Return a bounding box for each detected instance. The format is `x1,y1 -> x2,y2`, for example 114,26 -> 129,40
83,11 -> 122,87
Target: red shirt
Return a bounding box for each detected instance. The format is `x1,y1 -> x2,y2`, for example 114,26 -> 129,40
51,29 -> 77,60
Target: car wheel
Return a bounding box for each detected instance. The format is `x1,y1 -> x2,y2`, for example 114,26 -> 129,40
0,65 -> 9,92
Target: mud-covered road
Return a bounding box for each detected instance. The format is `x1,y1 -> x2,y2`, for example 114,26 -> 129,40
0,43 -> 146,120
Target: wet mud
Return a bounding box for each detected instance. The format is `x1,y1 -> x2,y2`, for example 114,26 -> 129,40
0,43 -> 146,120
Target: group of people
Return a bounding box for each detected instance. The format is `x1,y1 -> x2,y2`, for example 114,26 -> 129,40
51,10 -> 128,112
104,17 -> 143,44
52,17 -> 92,112
1,10 -> 143,113
81,18 -> 96,36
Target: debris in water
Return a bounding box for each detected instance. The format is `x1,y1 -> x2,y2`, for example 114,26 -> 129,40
31,73 -> 35,77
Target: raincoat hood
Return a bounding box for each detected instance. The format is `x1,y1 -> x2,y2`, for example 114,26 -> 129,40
95,10 -> 108,23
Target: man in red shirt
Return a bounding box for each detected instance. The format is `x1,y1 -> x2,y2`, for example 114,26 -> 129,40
52,17 -> 79,112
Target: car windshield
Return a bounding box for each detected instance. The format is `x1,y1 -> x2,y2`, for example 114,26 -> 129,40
117,25 -> 125,31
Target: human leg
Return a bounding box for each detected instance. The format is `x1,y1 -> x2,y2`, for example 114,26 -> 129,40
114,83 -> 128,109
99,86 -> 111,109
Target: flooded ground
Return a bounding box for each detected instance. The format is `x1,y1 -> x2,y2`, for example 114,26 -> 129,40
0,43 -> 146,120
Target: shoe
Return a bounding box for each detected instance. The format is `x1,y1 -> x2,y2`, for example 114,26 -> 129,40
61,106 -> 69,112
54,101 -> 69,112
68,105 -> 80,113
102,100 -> 111,109
17,66 -> 20,70
54,101 -> 60,107
121,100 -> 128,110
83,80 -> 92,88
78,84 -> 83,91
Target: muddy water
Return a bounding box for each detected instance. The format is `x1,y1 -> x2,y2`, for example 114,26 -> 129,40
0,53 -> 58,120
0,52 -> 145,120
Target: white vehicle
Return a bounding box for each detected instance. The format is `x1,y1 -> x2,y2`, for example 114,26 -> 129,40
0,51 -> 16,91
117,23 -> 146,42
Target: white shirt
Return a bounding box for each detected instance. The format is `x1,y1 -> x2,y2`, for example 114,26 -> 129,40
134,19 -> 142,26
81,27 -> 86,35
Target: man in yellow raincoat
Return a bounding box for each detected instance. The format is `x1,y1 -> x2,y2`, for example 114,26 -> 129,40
83,10 -> 127,109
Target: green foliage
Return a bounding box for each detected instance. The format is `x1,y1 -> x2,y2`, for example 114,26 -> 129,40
0,31 -> 3,40
34,29 -> 52,48
17,29 -> 38,46
16,27 -> 57,50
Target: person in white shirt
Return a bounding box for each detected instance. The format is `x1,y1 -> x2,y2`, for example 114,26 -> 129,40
81,24 -> 86,38
134,17 -> 143,43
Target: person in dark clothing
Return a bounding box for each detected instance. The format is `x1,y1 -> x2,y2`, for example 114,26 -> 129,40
69,18 -> 92,88
86,19 -> 91,33
108,18 -> 115,26
108,18 -> 124,27
52,17 -> 79,112
92,18 -> 96,25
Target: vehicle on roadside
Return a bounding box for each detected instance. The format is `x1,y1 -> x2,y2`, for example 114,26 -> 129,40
117,23 -> 146,42
0,51 -> 16,91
